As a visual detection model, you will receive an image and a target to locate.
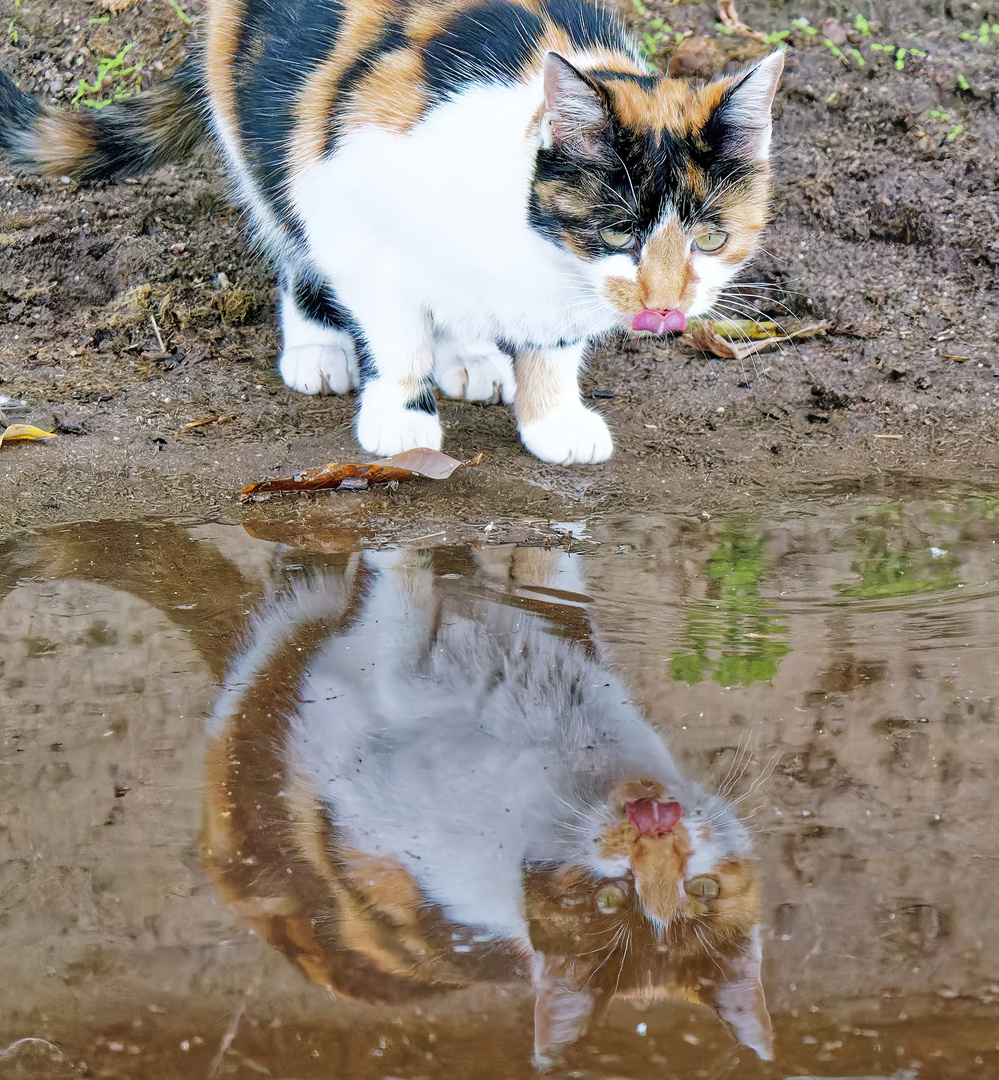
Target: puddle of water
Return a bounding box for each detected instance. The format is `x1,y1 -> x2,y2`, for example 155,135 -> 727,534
1,500 -> 998,1079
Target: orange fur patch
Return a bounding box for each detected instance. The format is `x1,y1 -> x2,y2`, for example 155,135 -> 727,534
290,0 -> 401,168
631,824 -> 692,924
30,114 -> 97,177
513,349 -> 570,428
715,173 -> 770,265
204,0 -> 246,138
602,76 -> 732,137
344,49 -> 428,132
638,222 -> 692,311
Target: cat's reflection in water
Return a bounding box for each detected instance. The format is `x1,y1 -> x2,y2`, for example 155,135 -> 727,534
203,549 -> 772,1068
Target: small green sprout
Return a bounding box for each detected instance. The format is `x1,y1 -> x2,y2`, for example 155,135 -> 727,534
849,47 -> 866,66
762,29 -> 790,45
929,110 -> 952,120
956,73 -> 970,91
166,0 -> 193,25
72,43 -> 142,109
792,17 -> 818,36
945,123 -> 965,142
88,15 -> 110,24
853,13 -> 871,36
824,37 -> 845,60
714,21 -> 734,35
633,0 -> 673,58
826,91 -> 837,103
895,47 -> 906,69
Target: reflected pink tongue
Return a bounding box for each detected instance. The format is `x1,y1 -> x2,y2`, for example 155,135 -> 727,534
632,308 -> 687,334
626,798 -> 682,837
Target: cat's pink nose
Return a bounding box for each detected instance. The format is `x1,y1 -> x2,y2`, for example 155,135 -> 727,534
626,798 -> 682,837
632,308 -> 687,335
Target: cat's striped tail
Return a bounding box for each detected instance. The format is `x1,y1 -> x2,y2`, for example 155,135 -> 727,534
0,59 -> 206,182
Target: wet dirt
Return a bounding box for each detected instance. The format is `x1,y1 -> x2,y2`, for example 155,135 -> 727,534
2,0 -> 999,541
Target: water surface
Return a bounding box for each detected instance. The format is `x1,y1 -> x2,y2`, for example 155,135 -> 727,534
1,498 -> 997,1079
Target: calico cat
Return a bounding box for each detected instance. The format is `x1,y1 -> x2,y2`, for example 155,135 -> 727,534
205,550 -> 773,1064
0,2 -> 782,465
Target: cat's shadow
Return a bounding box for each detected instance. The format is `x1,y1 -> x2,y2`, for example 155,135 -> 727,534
203,547 -> 774,1070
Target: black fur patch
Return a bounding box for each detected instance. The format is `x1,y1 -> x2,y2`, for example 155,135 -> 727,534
0,69 -> 40,151
587,70 -> 657,91
292,271 -> 375,382
406,381 -> 438,415
233,0 -> 344,215
541,0 -> 629,54
423,2 -> 543,102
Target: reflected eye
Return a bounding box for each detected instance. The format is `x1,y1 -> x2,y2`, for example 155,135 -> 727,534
599,227 -> 635,249
693,229 -> 729,254
595,881 -> 629,913
684,875 -> 721,900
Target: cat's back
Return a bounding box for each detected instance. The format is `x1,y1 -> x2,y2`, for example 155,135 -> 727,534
203,0 -> 639,196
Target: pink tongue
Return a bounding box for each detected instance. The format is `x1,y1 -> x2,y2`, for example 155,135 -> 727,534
626,798 -> 682,837
632,308 -> 687,334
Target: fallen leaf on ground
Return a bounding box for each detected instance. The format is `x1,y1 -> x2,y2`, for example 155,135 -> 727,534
0,424 -> 57,448
667,35 -> 724,78
716,0 -> 767,41
682,319 -> 831,360
239,447 -> 483,503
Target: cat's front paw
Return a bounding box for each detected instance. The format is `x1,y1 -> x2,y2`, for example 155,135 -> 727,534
433,340 -> 516,404
519,406 -> 613,465
278,337 -> 359,395
356,401 -> 443,457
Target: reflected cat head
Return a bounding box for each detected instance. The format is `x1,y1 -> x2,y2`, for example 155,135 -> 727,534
204,552 -> 772,1065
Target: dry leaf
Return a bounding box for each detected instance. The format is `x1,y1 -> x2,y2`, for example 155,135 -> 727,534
682,319 -> 831,360
239,448 -> 482,502
0,424 -> 57,448
716,0 -> 767,41
667,35 -> 724,79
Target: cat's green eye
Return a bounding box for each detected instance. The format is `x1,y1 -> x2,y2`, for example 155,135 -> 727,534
595,882 -> 629,913
684,875 -> 721,900
693,230 -> 729,254
599,228 -> 635,249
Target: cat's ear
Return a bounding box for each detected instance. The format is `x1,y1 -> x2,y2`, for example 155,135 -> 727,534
531,951 -> 608,1070
540,53 -> 610,154
701,926 -> 773,1060
707,50 -> 784,163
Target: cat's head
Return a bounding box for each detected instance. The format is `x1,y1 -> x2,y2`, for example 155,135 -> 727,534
530,50 -> 784,335
525,776 -> 771,1066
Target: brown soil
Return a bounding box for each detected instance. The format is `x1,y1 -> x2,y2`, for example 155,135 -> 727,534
2,0 -> 998,542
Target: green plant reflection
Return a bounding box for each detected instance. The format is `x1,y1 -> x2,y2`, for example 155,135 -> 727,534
670,520 -> 790,687
835,524 -> 961,599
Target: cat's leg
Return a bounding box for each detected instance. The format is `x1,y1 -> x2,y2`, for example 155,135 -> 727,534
514,344 -> 613,465
277,274 -> 361,396
353,312 -> 442,456
431,331 -> 516,405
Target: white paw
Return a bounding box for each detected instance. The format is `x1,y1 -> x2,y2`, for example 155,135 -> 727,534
433,340 -> 516,404
278,336 -> 359,395
356,401 -> 443,457
519,406 -> 613,465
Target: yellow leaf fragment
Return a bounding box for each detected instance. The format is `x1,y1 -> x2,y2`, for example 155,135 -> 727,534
0,424 -> 57,448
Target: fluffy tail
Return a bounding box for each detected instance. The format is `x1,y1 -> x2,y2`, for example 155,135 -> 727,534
0,58 -> 206,181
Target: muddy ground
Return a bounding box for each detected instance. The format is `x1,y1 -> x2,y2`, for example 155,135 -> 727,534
1,0 -> 998,543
